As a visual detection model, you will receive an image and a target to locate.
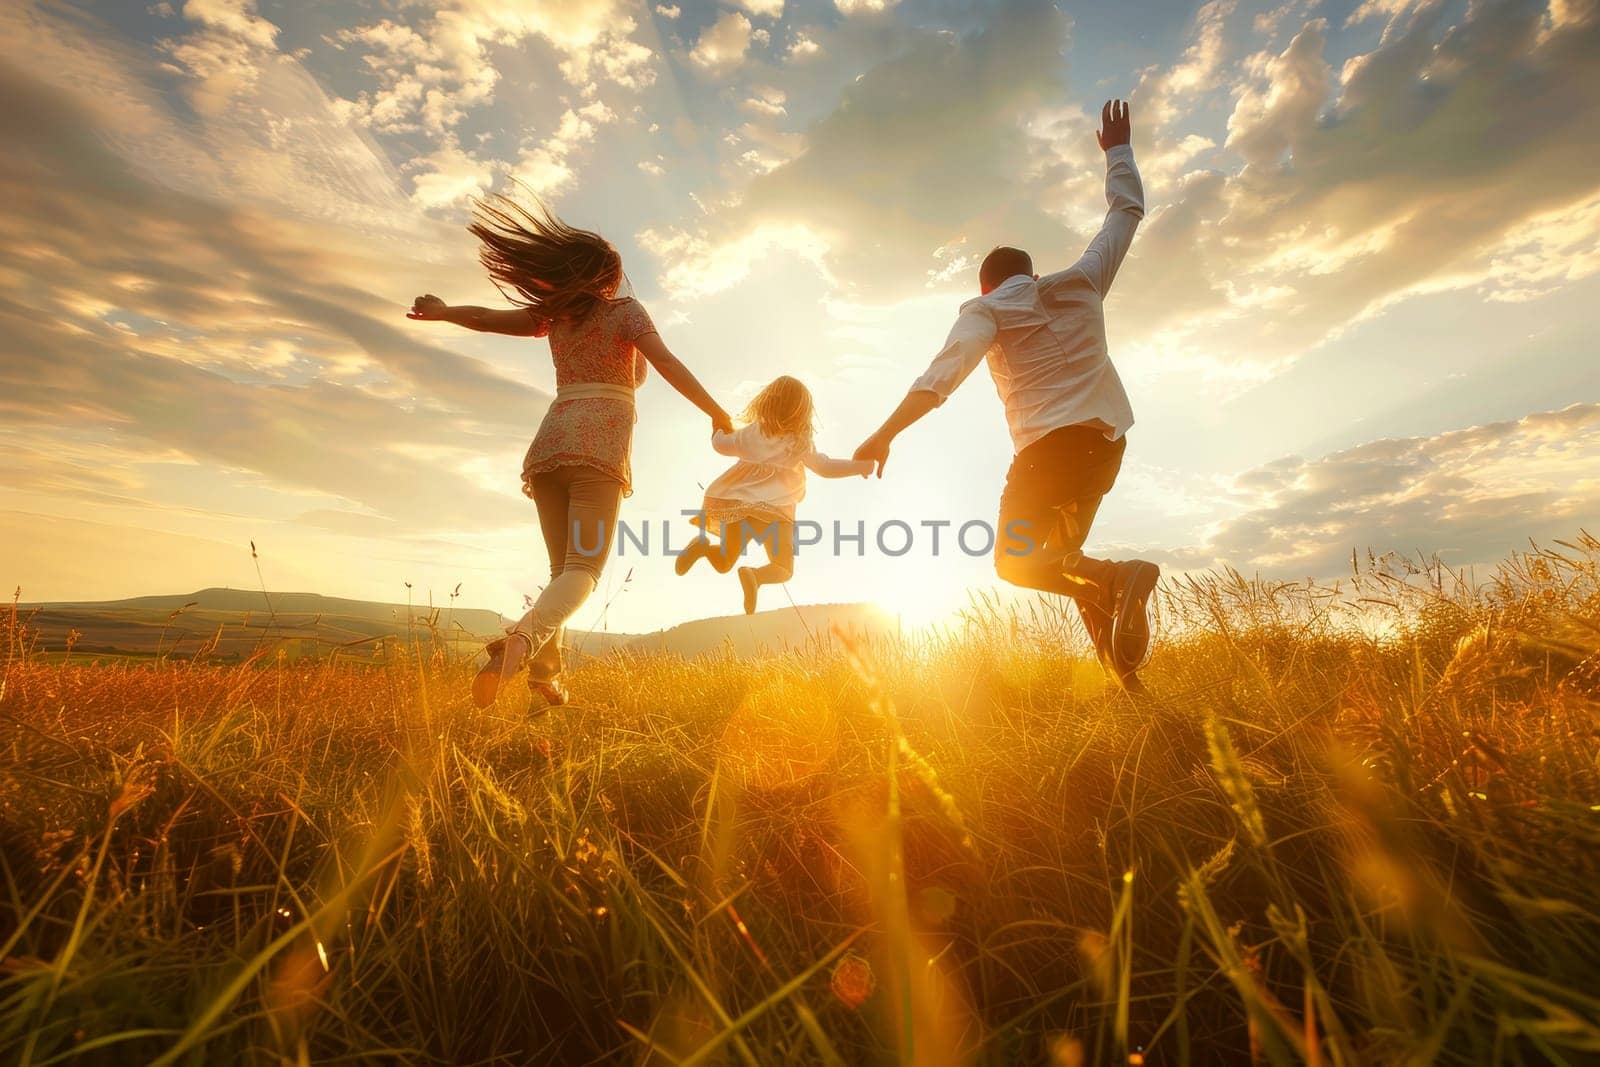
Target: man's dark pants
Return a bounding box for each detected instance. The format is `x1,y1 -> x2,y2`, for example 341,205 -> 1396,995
994,423 -> 1125,625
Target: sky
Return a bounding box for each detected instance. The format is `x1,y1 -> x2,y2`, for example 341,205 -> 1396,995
1,0 -> 1598,632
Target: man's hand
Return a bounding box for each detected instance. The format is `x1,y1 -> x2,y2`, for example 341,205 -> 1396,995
853,432 -> 892,479
408,294 -> 447,320
1097,99 -> 1131,151
711,408 -> 735,435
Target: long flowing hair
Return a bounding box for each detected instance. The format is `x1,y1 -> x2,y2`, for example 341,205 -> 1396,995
468,191 -> 622,332
742,376 -> 816,447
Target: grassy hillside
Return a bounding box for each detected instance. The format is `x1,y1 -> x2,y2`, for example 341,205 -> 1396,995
16,589 -> 892,664
17,587 -> 512,662
2,539 -> 1598,1065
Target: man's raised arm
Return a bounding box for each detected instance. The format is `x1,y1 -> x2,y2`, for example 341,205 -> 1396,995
853,303 -> 997,477
1063,99 -> 1144,295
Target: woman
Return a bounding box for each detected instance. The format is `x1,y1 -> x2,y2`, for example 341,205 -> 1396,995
410,198 -> 731,709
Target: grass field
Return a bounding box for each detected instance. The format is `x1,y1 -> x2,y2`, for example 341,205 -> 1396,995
3,538 -> 1600,1066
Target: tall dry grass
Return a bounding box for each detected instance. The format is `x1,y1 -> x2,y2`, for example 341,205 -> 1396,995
2,537 -> 1599,1065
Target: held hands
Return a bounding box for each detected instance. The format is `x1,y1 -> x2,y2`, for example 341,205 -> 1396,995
852,432 -> 891,479
407,294 -> 447,320
711,407 -> 735,435
1097,99 -> 1131,151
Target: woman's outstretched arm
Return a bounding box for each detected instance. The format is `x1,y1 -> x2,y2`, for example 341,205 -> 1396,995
407,294 -> 542,336
635,332 -> 734,433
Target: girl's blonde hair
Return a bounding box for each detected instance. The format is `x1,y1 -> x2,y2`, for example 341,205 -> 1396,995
742,376 -> 815,444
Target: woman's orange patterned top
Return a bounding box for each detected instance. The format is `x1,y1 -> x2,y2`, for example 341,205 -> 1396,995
521,297 -> 655,496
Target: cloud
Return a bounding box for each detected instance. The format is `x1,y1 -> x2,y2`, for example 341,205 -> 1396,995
512,100 -> 619,196
182,0 -> 278,48
742,85 -> 788,117
0,321 -> 524,529
1184,404 -> 1600,574
728,119 -> 804,173
334,1 -> 654,135
691,10 -> 754,72
655,5 -> 680,19
647,0 -> 1073,300
0,3 -> 414,239
1109,0 -> 1600,378
1345,0 -> 1426,29
0,50 -> 545,532
1135,0 -> 1237,145
0,440 -> 158,511
787,31 -> 821,58
835,0 -> 899,13
638,223 -> 832,295
159,0 -> 283,112
1223,18 -> 1331,167
737,0 -> 785,15
1479,191 -> 1600,301
641,0 -> 1600,390
409,138 -> 498,208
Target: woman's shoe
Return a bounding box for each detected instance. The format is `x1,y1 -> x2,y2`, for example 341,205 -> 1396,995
738,567 -> 759,615
473,631 -> 532,709
527,675 -> 570,710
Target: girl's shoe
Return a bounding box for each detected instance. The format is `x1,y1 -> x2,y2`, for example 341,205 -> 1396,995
675,537 -> 710,576
738,567 -> 759,615
473,631 -> 532,709
527,675 -> 569,710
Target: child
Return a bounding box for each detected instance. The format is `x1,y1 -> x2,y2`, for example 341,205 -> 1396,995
410,199 -> 731,709
676,376 -> 873,614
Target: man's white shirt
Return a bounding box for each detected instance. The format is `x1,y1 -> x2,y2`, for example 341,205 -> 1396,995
908,143 -> 1144,452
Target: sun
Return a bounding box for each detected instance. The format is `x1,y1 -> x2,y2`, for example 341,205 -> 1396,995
868,578 -> 977,633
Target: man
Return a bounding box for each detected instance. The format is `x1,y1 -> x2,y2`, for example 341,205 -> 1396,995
854,99 -> 1159,687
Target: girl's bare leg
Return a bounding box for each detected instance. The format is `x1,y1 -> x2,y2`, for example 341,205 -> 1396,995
737,521 -> 794,614
682,521 -> 744,575
675,537 -> 711,576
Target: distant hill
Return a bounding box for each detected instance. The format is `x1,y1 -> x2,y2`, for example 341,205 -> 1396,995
13,589 -> 895,662
24,587 -> 510,631
15,587 -> 515,662
618,603 -> 897,659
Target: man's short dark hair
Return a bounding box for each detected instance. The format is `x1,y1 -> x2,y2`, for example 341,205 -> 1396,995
979,246 -> 1033,290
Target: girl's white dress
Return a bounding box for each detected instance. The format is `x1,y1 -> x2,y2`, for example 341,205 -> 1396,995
699,424 -> 873,526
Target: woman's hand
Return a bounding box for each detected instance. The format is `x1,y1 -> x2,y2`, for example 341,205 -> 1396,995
407,294 -> 447,320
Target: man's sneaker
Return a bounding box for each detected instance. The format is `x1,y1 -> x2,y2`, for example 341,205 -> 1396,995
1077,600 -> 1115,667
738,567 -> 759,615
1078,597 -> 1145,692
1109,560 -> 1161,675
527,675 -> 569,711
473,631 -> 531,709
